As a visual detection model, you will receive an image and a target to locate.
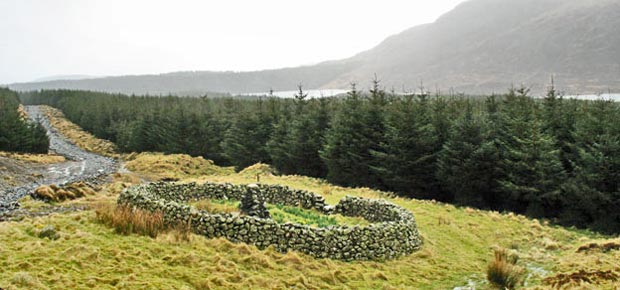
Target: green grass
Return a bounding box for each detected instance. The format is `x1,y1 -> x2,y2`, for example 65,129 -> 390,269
189,198 -> 368,228
268,204 -> 368,228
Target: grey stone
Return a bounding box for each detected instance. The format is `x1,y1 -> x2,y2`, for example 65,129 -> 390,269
39,225 -> 59,240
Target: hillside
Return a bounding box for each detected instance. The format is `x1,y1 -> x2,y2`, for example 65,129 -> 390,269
334,0 -> 620,94
2,154 -> 620,289
9,0 -> 620,95
1,110 -> 620,289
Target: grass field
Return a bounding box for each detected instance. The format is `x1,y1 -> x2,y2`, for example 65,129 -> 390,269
2,158 -> 619,289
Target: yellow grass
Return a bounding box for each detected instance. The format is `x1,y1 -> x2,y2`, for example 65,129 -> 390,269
0,151 -> 65,164
124,152 -> 234,181
239,163 -> 276,178
17,104 -> 28,120
486,248 -> 525,289
191,199 -> 240,214
32,182 -> 98,202
2,160 -> 619,289
94,203 -> 167,238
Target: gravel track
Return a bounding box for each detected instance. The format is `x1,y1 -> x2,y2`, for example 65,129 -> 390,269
0,106 -> 117,215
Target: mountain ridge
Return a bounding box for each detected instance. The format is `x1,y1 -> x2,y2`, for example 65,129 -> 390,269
9,0 -> 620,95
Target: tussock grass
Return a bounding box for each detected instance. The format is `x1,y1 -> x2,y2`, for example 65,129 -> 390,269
94,203 -> 166,238
576,241 -> 620,253
486,248 -> 525,289
93,202 -> 193,242
9,271 -> 44,289
0,151 -> 65,164
33,182 -> 97,202
40,105 -> 118,157
543,269 -> 619,288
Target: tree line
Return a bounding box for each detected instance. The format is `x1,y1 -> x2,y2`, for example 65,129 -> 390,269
19,83 -> 620,233
0,88 -> 49,153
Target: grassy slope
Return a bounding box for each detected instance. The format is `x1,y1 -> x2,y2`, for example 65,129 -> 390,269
2,164 -> 619,289
2,110 -> 619,289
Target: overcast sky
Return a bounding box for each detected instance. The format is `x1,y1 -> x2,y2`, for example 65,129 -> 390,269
0,0 -> 466,84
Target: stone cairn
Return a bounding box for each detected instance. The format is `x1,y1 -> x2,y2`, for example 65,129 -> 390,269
119,182 -> 422,261
239,185 -> 270,219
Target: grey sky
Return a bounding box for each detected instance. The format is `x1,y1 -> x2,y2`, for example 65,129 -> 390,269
0,0 -> 466,84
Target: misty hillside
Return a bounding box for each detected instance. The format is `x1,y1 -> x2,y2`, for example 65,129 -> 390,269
334,0 -> 620,94
10,0 -> 620,95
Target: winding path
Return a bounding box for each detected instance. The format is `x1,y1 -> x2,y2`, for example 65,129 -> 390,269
0,106 -> 117,214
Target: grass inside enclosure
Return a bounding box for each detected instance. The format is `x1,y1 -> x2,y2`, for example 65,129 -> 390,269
189,198 -> 369,228
191,199 -> 240,214
268,204 -> 369,228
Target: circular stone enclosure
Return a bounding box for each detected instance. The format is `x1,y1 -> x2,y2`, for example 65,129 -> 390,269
118,182 -> 422,261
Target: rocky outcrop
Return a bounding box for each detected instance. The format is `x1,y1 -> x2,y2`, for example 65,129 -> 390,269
119,182 -> 422,261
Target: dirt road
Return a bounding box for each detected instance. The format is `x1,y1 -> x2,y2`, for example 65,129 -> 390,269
0,106 -> 117,214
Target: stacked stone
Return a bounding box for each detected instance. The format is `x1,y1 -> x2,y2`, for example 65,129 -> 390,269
118,182 -> 422,261
239,186 -> 270,219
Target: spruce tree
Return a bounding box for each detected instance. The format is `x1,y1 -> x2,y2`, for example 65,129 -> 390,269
320,84 -> 375,187
285,94 -> 330,177
498,88 -> 566,217
0,88 -> 49,153
562,100 -> 620,232
267,114 -> 294,174
437,102 -> 489,206
375,94 -> 441,199
222,111 -> 270,171
542,80 -> 576,173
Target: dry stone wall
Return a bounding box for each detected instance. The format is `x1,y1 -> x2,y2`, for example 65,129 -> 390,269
118,182 -> 422,261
